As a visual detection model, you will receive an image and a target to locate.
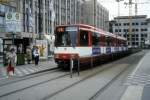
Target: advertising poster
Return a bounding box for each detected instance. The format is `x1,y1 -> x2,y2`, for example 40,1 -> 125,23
5,12 -> 22,32
36,40 -> 48,59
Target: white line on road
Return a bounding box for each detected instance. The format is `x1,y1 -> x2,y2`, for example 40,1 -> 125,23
121,86 -> 144,100
130,53 -> 145,78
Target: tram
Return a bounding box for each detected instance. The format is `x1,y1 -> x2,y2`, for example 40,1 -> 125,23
54,24 -> 128,68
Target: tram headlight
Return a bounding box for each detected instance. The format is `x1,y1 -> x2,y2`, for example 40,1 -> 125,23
54,54 -> 59,58
71,54 -> 75,59
70,54 -> 78,59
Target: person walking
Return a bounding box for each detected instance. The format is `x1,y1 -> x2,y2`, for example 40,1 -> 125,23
6,48 -> 17,77
33,47 -> 39,65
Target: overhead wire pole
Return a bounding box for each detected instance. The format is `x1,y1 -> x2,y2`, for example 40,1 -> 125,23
116,0 -> 121,36
115,0 -> 123,50
135,0 -> 137,15
90,0 -> 97,68
94,0 -> 96,28
129,0 -> 132,48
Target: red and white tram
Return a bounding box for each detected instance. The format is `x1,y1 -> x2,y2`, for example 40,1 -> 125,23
54,24 -> 128,68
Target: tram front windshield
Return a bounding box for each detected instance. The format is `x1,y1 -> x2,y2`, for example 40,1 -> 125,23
55,27 -> 77,47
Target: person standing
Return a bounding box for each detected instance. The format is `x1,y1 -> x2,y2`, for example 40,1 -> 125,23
33,47 -> 39,65
26,46 -> 32,64
31,46 -> 36,63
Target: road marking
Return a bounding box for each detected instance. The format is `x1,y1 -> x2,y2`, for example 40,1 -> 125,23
0,77 -> 7,80
130,54 -> 145,77
15,68 -> 24,76
121,86 -> 144,100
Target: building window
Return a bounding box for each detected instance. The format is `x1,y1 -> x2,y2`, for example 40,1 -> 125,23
115,29 -> 118,32
141,34 -> 144,37
132,29 -> 135,32
141,22 -> 147,25
132,34 -> 135,37
124,29 -> 126,32
132,23 -> 135,25
132,42 -> 135,45
141,28 -> 147,31
141,38 -> 144,41
136,42 -> 139,45
136,23 -> 139,25
119,29 -> 121,32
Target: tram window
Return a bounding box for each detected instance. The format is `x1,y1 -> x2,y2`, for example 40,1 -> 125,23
106,36 -> 111,46
80,31 -> 89,46
92,32 -> 100,46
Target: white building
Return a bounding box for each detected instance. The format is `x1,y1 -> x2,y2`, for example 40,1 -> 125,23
112,15 -> 150,48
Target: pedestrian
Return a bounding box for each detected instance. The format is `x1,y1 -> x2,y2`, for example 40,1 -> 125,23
26,46 -> 32,64
33,47 -> 39,65
6,48 -> 17,77
31,46 -> 36,63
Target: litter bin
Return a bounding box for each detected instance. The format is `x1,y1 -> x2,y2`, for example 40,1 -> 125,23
17,53 -> 25,65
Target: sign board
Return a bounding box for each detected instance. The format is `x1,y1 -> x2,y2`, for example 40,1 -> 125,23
92,47 -> 101,55
5,12 -> 22,32
36,40 -> 48,59
0,38 -> 3,53
0,0 -> 9,3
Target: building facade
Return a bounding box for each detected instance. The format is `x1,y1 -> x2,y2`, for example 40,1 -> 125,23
82,0 -> 109,31
0,2 -> 17,54
112,15 -> 150,48
0,0 -> 84,56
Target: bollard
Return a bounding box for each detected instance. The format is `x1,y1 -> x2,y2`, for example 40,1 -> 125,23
77,58 -> 80,76
70,58 -> 73,78
91,56 -> 93,68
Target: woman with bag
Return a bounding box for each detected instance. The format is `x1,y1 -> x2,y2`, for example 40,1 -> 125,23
6,48 -> 17,77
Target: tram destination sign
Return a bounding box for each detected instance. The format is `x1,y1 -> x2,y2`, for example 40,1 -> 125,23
66,27 -> 78,31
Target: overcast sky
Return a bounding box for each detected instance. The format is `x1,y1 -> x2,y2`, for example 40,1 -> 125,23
98,0 -> 150,20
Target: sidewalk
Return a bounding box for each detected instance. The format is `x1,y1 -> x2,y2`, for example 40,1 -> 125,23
0,59 -> 57,80
121,50 -> 150,100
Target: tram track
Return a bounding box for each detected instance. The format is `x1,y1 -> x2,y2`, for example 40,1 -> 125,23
89,65 -> 129,100
0,67 -> 60,87
0,57 -> 125,100
43,60 -> 130,99
0,51 -> 146,100
44,51 -> 145,100
89,51 -> 147,100
89,51 -> 146,100
0,68 -> 70,98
